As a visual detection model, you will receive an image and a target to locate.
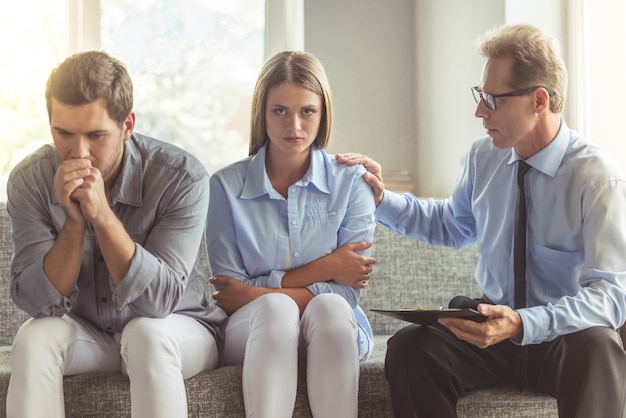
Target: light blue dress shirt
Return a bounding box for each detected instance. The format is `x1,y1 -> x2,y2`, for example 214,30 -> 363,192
376,121 -> 626,345
206,144 -> 376,356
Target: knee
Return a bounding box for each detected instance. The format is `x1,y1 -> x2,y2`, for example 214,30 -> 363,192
386,325 -> 434,369
251,293 -> 300,336
11,317 -> 72,376
306,293 -> 352,320
255,293 -> 300,321
302,294 -> 355,339
121,317 -> 175,365
13,317 -> 72,355
564,327 -> 625,365
387,325 -> 422,353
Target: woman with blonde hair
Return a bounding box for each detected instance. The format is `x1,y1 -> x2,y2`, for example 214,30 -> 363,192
206,51 -> 376,417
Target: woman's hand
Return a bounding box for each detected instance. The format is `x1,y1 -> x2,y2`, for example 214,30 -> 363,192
210,276 -> 264,315
326,241 -> 376,288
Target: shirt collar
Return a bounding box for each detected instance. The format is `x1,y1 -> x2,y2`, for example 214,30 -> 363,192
304,145 -> 330,194
241,144 -> 330,199
241,145 -> 270,199
109,135 -> 143,207
507,118 -> 569,177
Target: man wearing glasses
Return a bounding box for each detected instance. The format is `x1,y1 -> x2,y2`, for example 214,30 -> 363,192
338,24 -> 626,417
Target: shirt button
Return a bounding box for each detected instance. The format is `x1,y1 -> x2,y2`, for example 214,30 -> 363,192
291,220 -> 297,225
65,301 -> 71,308
290,187 -> 296,193
99,256 -> 104,262
101,297 -> 107,303
293,252 -> 300,258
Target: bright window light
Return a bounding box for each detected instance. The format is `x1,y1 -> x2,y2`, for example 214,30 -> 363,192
0,1 -> 69,176
0,0 -> 265,183
100,0 -> 264,173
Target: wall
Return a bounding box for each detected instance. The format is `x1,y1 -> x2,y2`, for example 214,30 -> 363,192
414,0 -> 504,196
305,0 -> 568,197
304,0 -> 417,187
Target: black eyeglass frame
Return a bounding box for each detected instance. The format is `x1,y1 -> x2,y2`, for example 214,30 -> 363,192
471,86 -> 552,110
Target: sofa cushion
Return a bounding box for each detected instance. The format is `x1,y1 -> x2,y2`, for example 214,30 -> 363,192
0,207 -> 30,347
0,342 -> 557,417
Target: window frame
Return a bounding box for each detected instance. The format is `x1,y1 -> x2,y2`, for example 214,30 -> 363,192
67,0 -> 304,59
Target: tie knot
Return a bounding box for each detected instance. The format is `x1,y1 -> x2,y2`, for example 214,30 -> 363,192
517,160 -> 531,186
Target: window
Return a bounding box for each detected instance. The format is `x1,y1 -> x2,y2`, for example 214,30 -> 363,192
0,1 -> 68,178
100,0 -> 264,174
1,0 -> 264,177
0,0 -> 307,200
586,0 -> 626,172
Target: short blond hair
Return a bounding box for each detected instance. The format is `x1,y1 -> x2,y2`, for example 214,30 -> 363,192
249,51 -> 333,156
477,24 -> 567,113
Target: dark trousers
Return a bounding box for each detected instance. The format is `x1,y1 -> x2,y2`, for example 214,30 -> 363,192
384,324 -> 626,418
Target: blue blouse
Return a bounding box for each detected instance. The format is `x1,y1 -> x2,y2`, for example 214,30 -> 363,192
206,144 -> 376,356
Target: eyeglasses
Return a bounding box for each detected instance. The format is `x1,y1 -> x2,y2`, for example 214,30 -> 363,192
471,86 -> 548,110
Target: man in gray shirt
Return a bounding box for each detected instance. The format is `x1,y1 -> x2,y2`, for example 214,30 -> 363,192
5,51 -> 223,417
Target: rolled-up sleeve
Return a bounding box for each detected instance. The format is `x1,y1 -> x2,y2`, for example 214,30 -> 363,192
111,174 -> 210,317
7,154 -> 77,318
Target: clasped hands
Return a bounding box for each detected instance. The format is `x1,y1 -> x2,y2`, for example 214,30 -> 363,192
53,158 -> 109,225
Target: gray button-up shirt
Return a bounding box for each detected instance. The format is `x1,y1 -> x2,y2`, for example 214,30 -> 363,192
7,133 -> 225,335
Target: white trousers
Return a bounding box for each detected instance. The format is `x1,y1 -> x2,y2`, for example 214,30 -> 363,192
223,293 -> 361,418
6,313 -> 219,418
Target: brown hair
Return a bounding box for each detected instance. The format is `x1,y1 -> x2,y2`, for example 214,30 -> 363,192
45,50 -> 133,125
249,51 -> 333,155
477,24 -> 567,113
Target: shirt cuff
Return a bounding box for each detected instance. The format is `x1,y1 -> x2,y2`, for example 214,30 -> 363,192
374,190 -> 406,223
111,243 -> 156,310
37,258 -> 78,314
306,282 -> 331,296
518,306 -> 551,345
268,270 -> 285,289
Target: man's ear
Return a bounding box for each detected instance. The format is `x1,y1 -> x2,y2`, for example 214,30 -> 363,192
122,111 -> 136,141
534,88 -> 550,113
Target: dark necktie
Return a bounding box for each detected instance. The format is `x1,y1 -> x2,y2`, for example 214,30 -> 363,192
514,160 -> 531,309
513,160 -> 531,390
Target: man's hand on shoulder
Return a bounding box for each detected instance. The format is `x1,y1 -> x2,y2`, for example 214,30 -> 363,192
438,304 -> 524,349
336,153 -> 385,206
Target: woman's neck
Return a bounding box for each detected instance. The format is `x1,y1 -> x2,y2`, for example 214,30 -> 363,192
265,147 -> 311,198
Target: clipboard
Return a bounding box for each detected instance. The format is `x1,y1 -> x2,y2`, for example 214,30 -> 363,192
370,307 -> 487,325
